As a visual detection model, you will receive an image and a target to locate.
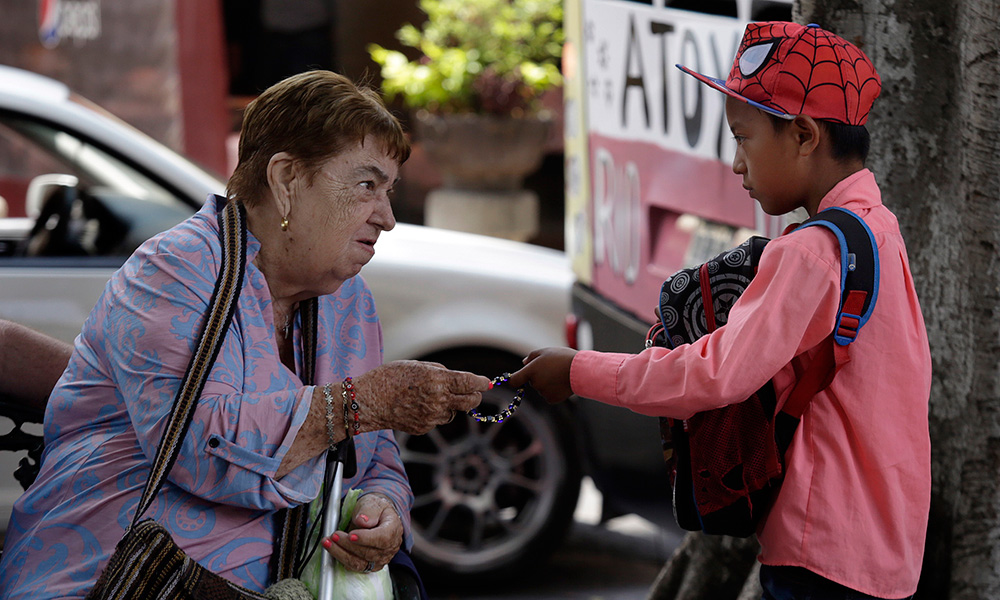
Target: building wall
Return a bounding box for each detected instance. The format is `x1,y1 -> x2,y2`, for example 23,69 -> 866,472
0,0 -> 229,177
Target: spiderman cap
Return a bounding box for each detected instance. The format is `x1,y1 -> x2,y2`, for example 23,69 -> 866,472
677,22 -> 882,126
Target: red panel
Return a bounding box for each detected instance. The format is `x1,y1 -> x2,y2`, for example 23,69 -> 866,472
175,0 -> 229,177
586,133 -> 756,323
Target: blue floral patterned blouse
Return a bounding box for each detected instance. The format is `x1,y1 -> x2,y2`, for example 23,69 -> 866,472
0,196 -> 412,599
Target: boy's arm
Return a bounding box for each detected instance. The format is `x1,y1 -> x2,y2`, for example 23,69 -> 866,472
570,232 -> 843,419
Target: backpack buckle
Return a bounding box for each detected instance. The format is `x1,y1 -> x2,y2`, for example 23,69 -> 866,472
835,312 -> 861,345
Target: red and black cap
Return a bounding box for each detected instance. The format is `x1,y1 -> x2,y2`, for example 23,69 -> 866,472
677,22 -> 882,126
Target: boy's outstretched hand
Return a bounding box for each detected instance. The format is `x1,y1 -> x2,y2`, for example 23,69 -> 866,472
507,347 -> 578,404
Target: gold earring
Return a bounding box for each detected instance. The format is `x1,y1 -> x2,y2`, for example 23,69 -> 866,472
280,216 -> 289,231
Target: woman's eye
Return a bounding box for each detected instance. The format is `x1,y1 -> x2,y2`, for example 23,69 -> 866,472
360,181 -> 375,190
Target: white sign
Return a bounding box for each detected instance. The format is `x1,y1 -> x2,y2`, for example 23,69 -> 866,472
583,0 -> 745,163
39,0 -> 102,49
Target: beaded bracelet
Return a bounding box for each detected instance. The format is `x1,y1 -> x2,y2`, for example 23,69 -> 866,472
342,377 -> 360,437
322,383 -> 338,450
341,380 -> 351,438
467,373 -> 524,424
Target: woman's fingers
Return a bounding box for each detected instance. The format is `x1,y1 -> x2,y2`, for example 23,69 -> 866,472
323,532 -> 394,572
450,391 -> 484,412
323,495 -> 402,572
355,361 -> 495,433
445,369 -> 492,394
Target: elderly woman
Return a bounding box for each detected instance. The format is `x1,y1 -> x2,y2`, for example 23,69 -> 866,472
0,71 -> 489,599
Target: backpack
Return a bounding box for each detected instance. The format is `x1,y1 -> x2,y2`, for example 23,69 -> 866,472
645,207 -> 879,537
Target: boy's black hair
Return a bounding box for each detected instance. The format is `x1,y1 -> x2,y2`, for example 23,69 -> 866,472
768,114 -> 871,164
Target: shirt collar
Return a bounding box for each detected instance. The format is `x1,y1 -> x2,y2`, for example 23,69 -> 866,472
816,168 -> 881,213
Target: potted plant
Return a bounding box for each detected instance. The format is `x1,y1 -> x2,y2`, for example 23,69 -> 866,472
369,0 -> 563,239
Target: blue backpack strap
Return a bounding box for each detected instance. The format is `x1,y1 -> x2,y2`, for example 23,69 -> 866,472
794,207 -> 880,346
778,207 -> 880,424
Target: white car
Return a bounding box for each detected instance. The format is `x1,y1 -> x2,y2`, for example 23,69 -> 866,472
0,65 -> 585,583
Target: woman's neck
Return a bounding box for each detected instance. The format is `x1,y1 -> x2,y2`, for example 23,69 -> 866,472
245,198 -> 301,301
271,298 -> 298,338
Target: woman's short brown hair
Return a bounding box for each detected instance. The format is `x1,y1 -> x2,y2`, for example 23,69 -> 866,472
226,70 -> 410,205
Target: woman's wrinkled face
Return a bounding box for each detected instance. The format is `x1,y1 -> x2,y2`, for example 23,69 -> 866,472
286,135 -> 398,295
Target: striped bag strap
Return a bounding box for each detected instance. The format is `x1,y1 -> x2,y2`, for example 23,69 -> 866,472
129,197 -> 248,528
271,297 -> 319,580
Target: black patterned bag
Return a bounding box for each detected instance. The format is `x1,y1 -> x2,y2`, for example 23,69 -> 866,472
647,207 -> 879,537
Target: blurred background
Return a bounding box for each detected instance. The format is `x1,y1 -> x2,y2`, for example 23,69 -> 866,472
0,0 -> 567,249
0,3 -> 674,597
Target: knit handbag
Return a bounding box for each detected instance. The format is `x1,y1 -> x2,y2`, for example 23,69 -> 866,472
86,198 -> 314,599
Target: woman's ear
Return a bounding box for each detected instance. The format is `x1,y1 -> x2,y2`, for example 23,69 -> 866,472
266,152 -> 296,218
791,115 -> 822,157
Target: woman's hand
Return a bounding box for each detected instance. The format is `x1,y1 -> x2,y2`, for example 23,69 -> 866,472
277,361 -> 489,478
507,347 -> 578,404
355,360 -> 491,435
322,492 -> 402,572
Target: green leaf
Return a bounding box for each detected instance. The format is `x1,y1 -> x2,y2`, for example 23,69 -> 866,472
366,0 -> 564,115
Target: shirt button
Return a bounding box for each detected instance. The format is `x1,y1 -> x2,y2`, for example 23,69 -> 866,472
209,438 -> 220,448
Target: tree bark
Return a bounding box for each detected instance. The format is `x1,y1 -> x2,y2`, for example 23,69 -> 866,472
797,1 -> 1000,598
645,533 -> 758,600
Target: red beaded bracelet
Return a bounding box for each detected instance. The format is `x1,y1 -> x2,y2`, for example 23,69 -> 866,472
342,377 -> 360,437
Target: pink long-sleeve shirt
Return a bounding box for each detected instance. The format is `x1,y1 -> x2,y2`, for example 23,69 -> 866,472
572,170 -> 931,598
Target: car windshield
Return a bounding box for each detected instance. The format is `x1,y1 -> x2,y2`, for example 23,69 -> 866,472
0,113 -> 181,208
67,92 -> 225,190
0,108 -> 203,259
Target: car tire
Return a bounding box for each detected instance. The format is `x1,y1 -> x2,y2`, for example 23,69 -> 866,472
394,348 -> 581,586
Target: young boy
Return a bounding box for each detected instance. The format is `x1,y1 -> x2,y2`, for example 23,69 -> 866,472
509,22 -> 931,600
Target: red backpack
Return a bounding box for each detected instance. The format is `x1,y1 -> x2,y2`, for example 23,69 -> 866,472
646,207 -> 879,537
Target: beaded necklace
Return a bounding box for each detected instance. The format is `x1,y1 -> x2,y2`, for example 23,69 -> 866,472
273,303 -> 296,340
467,373 -> 524,423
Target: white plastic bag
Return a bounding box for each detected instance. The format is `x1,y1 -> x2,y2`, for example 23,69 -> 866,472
301,488 -> 394,600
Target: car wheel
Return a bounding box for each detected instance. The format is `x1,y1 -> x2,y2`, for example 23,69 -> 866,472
395,348 -> 581,585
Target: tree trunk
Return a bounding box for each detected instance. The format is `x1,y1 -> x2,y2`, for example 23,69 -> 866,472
647,1 -> 1000,598
645,533 -> 758,600
798,1 -> 1000,598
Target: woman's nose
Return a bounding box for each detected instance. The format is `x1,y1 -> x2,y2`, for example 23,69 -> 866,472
373,195 -> 396,231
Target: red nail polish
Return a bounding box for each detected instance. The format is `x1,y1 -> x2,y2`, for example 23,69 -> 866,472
322,538 -> 332,549
488,382 -> 494,389
331,534 -> 340,542
360,514 -> 369,523
350,534 -> 359,542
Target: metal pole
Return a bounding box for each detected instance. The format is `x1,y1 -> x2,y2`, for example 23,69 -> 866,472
318,440 -> 352,600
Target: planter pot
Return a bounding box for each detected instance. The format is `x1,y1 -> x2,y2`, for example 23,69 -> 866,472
415,111 -> 552,241
415,111 -> 552,190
